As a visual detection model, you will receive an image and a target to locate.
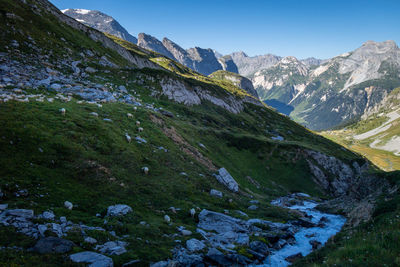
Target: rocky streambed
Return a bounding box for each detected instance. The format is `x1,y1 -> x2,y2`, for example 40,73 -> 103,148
263,194 -> 346,266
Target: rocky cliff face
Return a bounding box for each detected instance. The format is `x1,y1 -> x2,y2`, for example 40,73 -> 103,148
137,33 -> 175,59
162,37 -> 194,68
61,9 -> 137,44
186,47 -> 224,76
218,55 -> 239,73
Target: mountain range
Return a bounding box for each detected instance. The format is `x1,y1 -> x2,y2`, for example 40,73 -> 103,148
1,0 -> 400,266
62,8 -> 400,132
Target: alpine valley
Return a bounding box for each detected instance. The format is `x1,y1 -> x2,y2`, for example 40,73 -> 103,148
0,1 -> 400,267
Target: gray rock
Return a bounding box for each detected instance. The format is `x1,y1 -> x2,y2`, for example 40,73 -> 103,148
186,238 -> 205,252
198,209 -> 249,233
69,251 -> 113,267
210,189 -> 223,198
50,83 -> 62,90
150,261 -> 168,267
42,211 -> 55,220
106,204 -> 132,217
0,204 -> 8,211
118,85 -> 127,93
37,224 -> 47,236
180,229 -> 192,236
64,201 -> 73,210
213,168 -> 239,192
85,67 -> 97,73
121,259 -> 141,267
285,252 -> 303,263
7,209 -> 34,219
96,241 -> 127,255
31,237 -> 74,254
59,216 -> 67,224
249,241 -> 269,255
248,205 -> 258,210
85,237 -> 98,244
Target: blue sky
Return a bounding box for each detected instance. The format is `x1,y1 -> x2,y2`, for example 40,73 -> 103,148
50,0 -> 400,59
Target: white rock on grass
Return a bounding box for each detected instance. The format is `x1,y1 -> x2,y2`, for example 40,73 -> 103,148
106,204 -> 132,217
125,134 -> 131,143
64,201 -> 73,210
142,167 -> 149,175
210,189 -> 223,198
164,215 -> 171,223
213,168 -> 239,192
190,208 -> 195,217
59,108 -> 66,116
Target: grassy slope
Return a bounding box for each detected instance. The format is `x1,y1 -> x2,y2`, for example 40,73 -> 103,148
321,87 -> 400,171
0,0 -> 380,265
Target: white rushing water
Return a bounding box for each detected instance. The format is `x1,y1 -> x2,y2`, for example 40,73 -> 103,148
262,199 -> 346,267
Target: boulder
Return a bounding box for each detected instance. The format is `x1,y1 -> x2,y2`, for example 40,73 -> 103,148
84,237 -> 98,244
198,209 -> 249,233
118,85 -> 127,93
186,238 -> 205,252
248,205 -> 258,210
106,204 -> 132,217
309,240 -> 322,250
42,211 -> 55,220
7,209 -> 34,219
285,252 -> 303,263
69,251 -> 113,267
206,253 -> 251,266
209,189 -> 223,198
85,67 -> 97,73
180,229 -> 192,236
31,237 -> 74,254
96,241 -> 127,255
213,168 -> 239,192
249,241 -> 269,255
64,201 -> 73,210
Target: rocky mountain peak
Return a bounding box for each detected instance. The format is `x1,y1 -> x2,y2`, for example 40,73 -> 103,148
61,9 -> 137,44
280,56 -> 301,64
187,47 -> 222,75
137,33 -> 174,59
217,55 -> 239,73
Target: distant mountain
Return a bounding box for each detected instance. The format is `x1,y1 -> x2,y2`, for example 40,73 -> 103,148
218,55 -> 239,73
62,9 -> 137,44
251,40 -> 400,130
229,52 -> 282,76
137,33 -> 229,76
